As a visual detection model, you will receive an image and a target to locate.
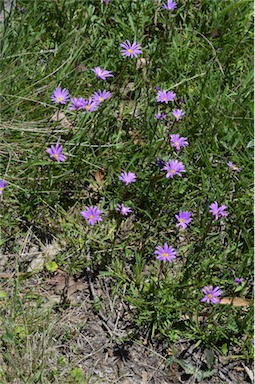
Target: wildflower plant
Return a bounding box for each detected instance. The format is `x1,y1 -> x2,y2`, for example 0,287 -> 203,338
0,1 -> 253,376
155,112 -> 167,120
118,171 -> 137,185
46,144 -> 67,162
170,134 -> 189,151
234,277 -> 244,284
80,206 -> 103,226
0,179 -> 7,194
83,98 -> 99,113
209,201 -> 228,220
120,40 -> 142,58
162,159 -> 186,178
68,97 -> 86,110
175,210 -> 192,229
154,244 -> 176,263
92,66 -> 114,80
116,204 -> 132,216
172,109 -> 186,121
92,90 -> 111,103
156,90 -> 176,103
227,162 -> 242,172
200,286 -> 222,304
51,87 -> 69,104
162,0 -> 177,11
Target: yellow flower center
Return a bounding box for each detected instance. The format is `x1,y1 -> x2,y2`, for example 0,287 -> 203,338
99,97 -> 104,101
85,105 -> 90,110
163,97 -> 167,101
128,49 -> 133,53
175,141 -> 179,146
0,187 -> 3,191
180,218 -> 185,223
89,215 -> 94,219
171,169 -> 176,173
233,166 -> 238,170
57,96 -> 63,102
208,294 -> 213,299
176,113 -> 181,119
163,252 -> 168,257
53,153 -> 59,159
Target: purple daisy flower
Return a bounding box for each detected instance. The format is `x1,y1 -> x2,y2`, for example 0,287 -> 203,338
46,143 -> 67,162
209,201 -> 228,220
118,171 -> 137,185
234,277 -> 244,284
80,206 -> 103,226
227,162 -> 242,172
155,112 -> 167,120
163,159 -> 186,179
170,134 -> 189,151
162,0 -> 177,10
92,66 -> 114,80
120,40 -> 143,58
172,109 -> 185,121
155,86 -> 161,91
0,179 -> 7,195
116,204 -> 132,216
51,87 -> 69,105
156,90 -> 176,104
68,97 -> 86,111
200,286 -> 222,304
175,210 -> 192,229
83,98 -> 99,113
92,89 -> 111,104
154,243 -> 176,263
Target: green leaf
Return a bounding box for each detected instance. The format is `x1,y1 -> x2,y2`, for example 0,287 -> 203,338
222,343 -> 228,355
45,261 -> 58,272
0,291 -> 7,299
71,368 -> 83,381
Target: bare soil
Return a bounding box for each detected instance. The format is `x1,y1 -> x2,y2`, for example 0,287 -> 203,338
0,263 -> 253,383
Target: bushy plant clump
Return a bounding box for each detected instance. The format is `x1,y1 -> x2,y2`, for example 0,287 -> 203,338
0,0 -> 253,361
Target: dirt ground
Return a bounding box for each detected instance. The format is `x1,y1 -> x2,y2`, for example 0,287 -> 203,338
0,262 -> 253,384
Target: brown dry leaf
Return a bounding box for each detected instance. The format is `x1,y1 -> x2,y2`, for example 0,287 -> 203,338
76,63 -> 87,72
120,81 -> 135,94
47,273 -> 86,297
43,240 -> 61,259
133,136 -> 146,146
220,297 -> 250,307
50,111 -> 73,129
24,242 -> 60,274
0,272 -> 32,278
68,281 -> 86,296
48,273 -> 66,292
234,367 -> 244,372
43,295 -> 61,308
128,129 -> 146,146
94,170 -> 105,182
27,254 -> 44,272
140,371 -> 149,384
0,273 -> 14,278
242,364 -> 254,382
